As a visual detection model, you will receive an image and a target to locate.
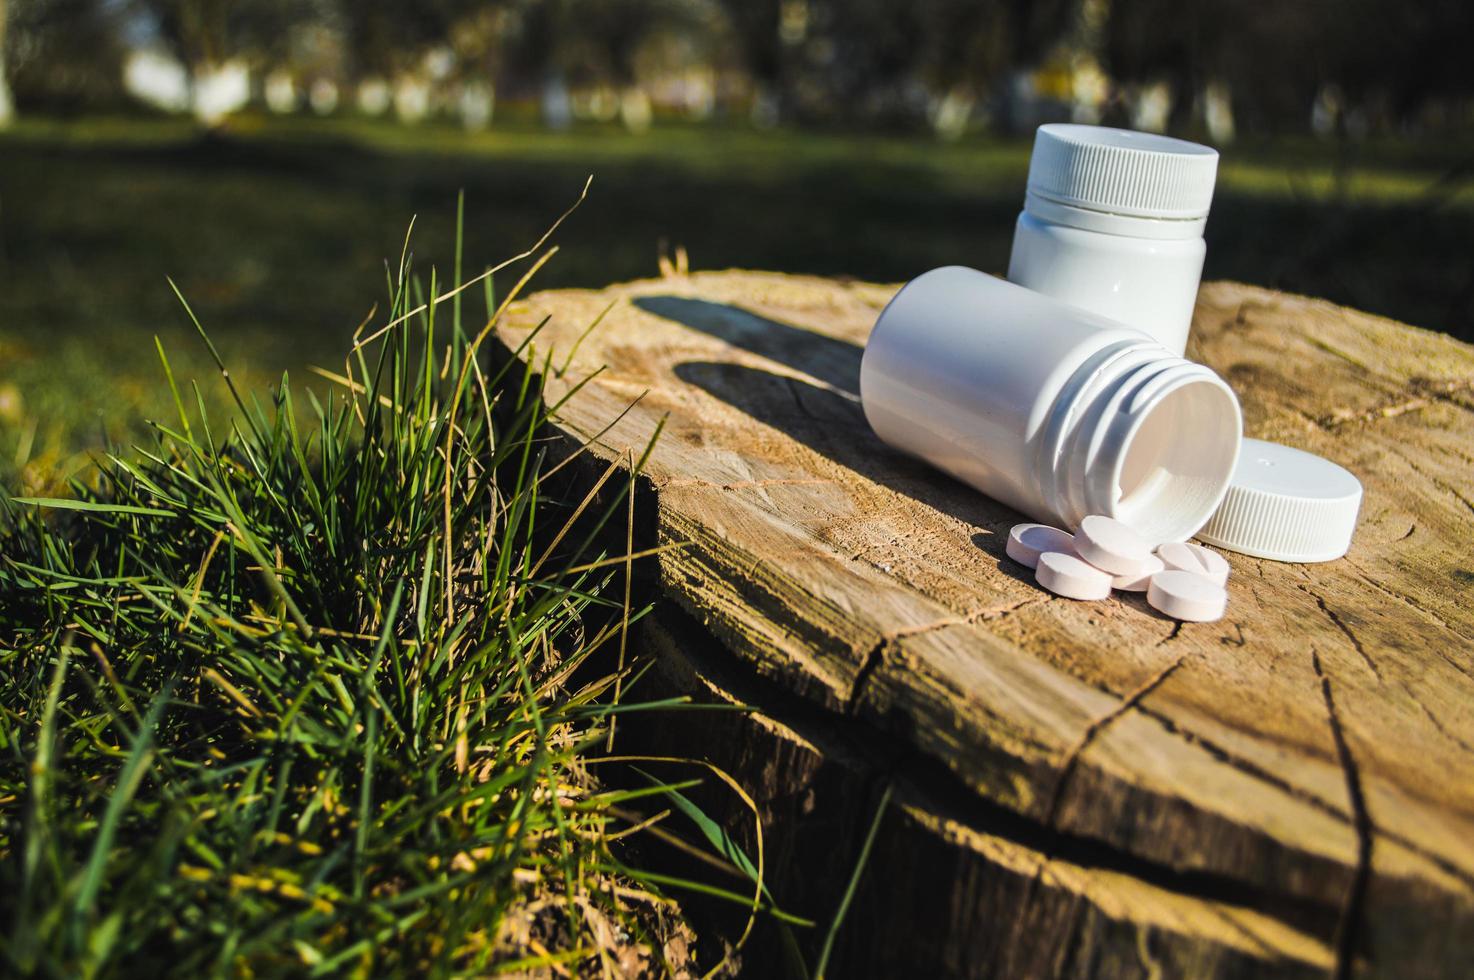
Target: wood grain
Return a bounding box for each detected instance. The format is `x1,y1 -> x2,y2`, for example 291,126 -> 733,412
500,271 -> 1474,976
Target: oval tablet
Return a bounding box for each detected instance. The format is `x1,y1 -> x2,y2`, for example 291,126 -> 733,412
1035,551 -> 1112,600
1157,541 -> 1230,587
1147,570 -> 1227,622
1006,523 -> 1076,569
1112,553 -> 1164,592
1074,515 -> 1154,575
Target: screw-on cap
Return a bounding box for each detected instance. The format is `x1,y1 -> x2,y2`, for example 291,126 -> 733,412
1195,439 -> 1362,563
1027,124 -> 1219,221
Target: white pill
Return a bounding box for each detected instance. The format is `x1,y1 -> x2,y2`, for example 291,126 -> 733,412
1157,541 -> 1231,587
1006,523 -> 1076,569
1147,570 -> 1227,622
1035,551 -> 1112,600
1112,554 -> 1164,592
1073,515 -> 1155,575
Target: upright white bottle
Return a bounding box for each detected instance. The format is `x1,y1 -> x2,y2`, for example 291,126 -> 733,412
860,267 -> 1241,543
1007,124 -> 1219,356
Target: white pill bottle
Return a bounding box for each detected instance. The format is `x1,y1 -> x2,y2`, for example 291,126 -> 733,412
860,267 -> 1241,543
1007,124 -> 1219,356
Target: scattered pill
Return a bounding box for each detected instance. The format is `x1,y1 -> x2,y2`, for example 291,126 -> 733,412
1147,570 -> 1227,622
999,515 -> 1233,623
1006,523 -> 1077,569
1111,553 -> 1164,592
1157,541 -> 1230,587
1073,515 -> 1154,575
1035,551 -> 1112,600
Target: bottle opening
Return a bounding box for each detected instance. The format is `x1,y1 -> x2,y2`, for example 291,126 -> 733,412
1112,380 -> 1240,542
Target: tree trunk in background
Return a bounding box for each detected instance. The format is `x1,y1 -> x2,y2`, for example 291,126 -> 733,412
0,0 -> 14,127
188,60 -> 249,129
1203,79 -> 1236,142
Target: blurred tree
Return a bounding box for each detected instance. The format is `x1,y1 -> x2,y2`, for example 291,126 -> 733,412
506,0 -> 585,128
340,0 -> 563,83
1105,0 -> 1314,133
563,0 -> 712,86
557,0 -> 715,129
446,5 -> 512,81
715,0 -> 1071,128
1105,0 -> 1474,136
339,0 -> 459,80
717,0 -> 782,119
914,0 -> 1073,131
1324,0 -> 1474,126
336,0 -> 528,127
6,0 -> 129,116
131,0 -> 327,123
137,0 -> 315,73
0,0 -> 12,126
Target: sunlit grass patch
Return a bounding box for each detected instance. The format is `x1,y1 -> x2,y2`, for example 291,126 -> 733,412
0,198 -> 794,976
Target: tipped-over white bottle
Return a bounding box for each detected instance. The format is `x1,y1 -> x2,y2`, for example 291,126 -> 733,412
860,266 -> 1242,543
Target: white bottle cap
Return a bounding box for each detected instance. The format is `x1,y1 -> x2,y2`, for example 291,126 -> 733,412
1195,439 -> 1362,563
1027,124 -> 1219,221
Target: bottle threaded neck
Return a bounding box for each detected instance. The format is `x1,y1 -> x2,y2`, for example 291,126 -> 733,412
1037,341 -> 1241,542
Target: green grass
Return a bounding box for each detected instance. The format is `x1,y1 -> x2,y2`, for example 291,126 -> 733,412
0,202 -> 828,975
2,113 -> 1473,476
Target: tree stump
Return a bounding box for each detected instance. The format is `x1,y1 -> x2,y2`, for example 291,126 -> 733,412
500,271 -> 1474,978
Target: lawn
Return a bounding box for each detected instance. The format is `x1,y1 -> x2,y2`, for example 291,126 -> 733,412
2,112 -> 1472,479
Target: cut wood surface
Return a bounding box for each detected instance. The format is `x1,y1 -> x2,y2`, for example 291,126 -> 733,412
501,271 -> 1474,976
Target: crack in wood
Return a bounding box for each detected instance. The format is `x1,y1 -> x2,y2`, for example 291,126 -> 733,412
882,595 -> 1050,643
664,477 -> 839,490
842,595 -> 1056,720
1157,621 -> 1185,647
1403,685 -> 1474,755
1299,585 -> 1383,682
845,636 -> 888,716
1131,700 -> 1474,893
1009,654 -> 1191,945
973,594 -> 1053,623
1041,656 -> 1188,831
1313,649 -> 1375,980
844,595 -> 1054,714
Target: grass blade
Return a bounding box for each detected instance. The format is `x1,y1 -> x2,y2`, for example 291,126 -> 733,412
814,782 -> 893,980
